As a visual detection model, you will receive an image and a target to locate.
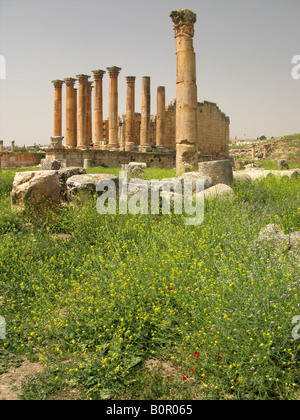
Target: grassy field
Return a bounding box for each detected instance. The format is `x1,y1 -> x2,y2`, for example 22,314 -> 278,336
0,166 -> 299,400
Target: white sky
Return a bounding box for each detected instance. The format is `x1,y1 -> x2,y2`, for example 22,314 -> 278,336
0,0 -> 299,146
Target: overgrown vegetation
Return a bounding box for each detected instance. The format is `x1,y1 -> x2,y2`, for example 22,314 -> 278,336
0,166 -> 299,400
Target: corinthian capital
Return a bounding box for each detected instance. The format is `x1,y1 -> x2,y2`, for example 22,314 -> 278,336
51,79 -> 64,89
107,66 -> 121,77
92,69 -> 106,80
76,74 -> 90,84
64,77 -> 76,87
126,76 -> 136,84
170,9 -> 196,38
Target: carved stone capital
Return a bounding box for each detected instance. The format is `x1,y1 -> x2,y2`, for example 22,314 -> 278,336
170,9 -> 196,38
64,77 -> 76,88
107,66 -> 121,77
51,79 -> 64,89
92,69 -> 106,80
76,74 -> 90,84
126,76 -> 136,84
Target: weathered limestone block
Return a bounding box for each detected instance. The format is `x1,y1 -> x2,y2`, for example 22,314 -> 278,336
233,172 -> 251,183
198,160 -> 233,186
257,224 -> 300,251
278,159 -> 290,170
127,162 -> 147,171
245,169 -> 300,180
66,173 -> 118,201
41,158 -> 62,170
57,167 -> 87,197
179,171 -> 213,191
197,183 -> 234,201
130,166 -> 145,176
11,171 -> 61,214
123,162 -> 147,176
177,143 -> 198,173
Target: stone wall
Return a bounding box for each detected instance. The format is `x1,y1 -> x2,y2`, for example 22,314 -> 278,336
197,101 -> 229,156
46,148 -> 176,169
101,99 -> 229,155
0,152 -> 43,169
46,147 -> 233,169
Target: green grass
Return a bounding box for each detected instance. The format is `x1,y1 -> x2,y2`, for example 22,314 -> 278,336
86,166 -> 177,180
0,167 -> 299,400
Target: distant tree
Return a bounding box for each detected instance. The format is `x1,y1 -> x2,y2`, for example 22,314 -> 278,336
259,135 -> 267,140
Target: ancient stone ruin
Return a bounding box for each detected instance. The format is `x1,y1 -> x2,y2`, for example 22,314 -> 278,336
47,9 -> 230,173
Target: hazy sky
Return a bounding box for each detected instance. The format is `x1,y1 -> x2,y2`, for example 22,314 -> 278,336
0,0 -> 299,146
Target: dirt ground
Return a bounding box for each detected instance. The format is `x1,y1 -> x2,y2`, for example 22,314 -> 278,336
0,358 -> 43,400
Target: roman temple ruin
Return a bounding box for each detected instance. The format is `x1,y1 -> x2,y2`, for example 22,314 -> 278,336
46,9 -> 230,173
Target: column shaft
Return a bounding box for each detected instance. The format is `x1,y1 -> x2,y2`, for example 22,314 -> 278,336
156,86 -> 166,147
51,80 -> 64,137
107,66 -> 121,148
86,81 -> 93,146
139,76 -> 151,151
92,70 -> 105,148
76,74 -> 90,148
170,9 -> 198,174
64,78 -> 76,148
125,76 -> 136,145
73,88 -> 77,147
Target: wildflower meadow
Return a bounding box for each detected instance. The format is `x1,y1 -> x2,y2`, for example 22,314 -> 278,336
0,166 -> 299,400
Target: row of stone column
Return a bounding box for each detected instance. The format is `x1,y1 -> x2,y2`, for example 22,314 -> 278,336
52,69 -> 167,150
0,140 -> 15,152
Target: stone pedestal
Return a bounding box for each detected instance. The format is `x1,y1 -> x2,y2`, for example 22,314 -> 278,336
170,9 -> 198,174
107,66 -> 121,149
156,86 -> 166,147
139,76 -> 151,151
84,158 -> 92,169
125,76 -> 136,146
64,78 -> 77,148
92,70 -> 105,148
51,80 -> 64,137
76,74 -> 90,149
125,142 -> 137,151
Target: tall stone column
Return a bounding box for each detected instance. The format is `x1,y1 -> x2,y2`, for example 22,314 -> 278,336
76,74 -> 90,148
156,86 -> 166,148
252,144 -> 256,159
64,78 -> 77,148
0,141 -> 3,152
125,76 -> 136,147
107,66 -> 121,149
11,141 -> 15,152
92,70 -> 105,148
139,76 -> 152,151
170,9 -> 198,174
73,88 -> 77,146
86,81 -> 93,146
51,80 -> 64,137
